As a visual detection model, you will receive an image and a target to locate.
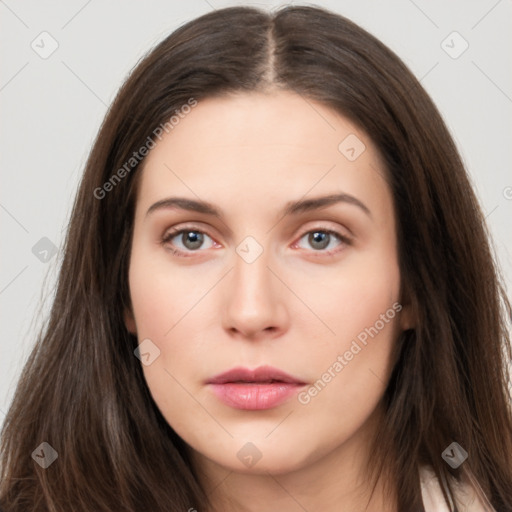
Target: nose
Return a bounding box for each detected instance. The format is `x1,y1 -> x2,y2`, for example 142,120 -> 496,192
222,247 -> 290,340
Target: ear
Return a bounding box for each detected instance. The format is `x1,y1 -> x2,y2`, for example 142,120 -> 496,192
124,307 -> 137,335
398,281 -> 419,331
398,283 -> 417,331
398,303 -> 416,331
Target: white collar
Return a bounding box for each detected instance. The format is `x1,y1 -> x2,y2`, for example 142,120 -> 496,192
419,465 -> 495,511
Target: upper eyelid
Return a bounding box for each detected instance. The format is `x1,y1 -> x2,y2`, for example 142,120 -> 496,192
162,223 -> 348,237
163,225 -> 216,239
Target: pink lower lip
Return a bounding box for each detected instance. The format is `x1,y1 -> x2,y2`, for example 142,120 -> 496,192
209,382 -> 304,410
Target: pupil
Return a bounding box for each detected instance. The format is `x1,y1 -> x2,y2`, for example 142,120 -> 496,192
309,231 -> 329,250
183,231 -> 203,250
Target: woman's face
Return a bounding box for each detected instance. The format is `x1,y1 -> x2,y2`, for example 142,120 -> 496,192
126,91 -> 411,476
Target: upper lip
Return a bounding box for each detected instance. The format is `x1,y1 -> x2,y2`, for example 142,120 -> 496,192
206,365 -> 306,385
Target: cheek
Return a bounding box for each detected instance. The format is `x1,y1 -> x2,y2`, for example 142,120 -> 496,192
292,248 -> 401,413
128,253 -> 212,434
127,243 -> 217,391
128,242 -> 208,340
292,244 -> 401,348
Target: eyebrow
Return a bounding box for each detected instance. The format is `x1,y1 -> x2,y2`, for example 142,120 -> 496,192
145,193 -> 371,219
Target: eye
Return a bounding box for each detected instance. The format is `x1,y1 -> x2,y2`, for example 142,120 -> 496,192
162,228 -> 217,256
294,229 -> 349,255
161,226 -> 350,257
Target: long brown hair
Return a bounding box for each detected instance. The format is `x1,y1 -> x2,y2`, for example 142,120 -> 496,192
1,5 -> 511,511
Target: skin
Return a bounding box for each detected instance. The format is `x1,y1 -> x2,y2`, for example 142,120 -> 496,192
125,90 -> 414,512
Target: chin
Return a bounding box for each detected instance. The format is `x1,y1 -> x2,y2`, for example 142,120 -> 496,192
204,439 -> 319,476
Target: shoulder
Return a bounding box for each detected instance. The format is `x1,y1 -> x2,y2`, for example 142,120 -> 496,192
419,465 -> 492,512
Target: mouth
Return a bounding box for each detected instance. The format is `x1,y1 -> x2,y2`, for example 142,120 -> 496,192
206,365 -> 307,410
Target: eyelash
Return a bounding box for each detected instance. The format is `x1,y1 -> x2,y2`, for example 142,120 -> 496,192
161,226 -> 351,258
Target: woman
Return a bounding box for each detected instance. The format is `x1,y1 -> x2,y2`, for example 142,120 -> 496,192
1,5 -> 511,511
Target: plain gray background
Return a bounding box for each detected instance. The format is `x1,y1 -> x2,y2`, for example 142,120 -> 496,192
1,0 -> 511,427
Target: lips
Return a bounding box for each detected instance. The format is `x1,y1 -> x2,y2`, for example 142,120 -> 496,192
206,365 -> 306,410
206,365 -> 306,385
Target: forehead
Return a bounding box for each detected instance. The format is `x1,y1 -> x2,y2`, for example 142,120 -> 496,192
135,91 -> 391,222
145,91 -> 366,160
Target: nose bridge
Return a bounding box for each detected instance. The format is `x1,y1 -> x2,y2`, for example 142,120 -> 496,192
222,236 -> 288,337
231,240 -> 274,306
